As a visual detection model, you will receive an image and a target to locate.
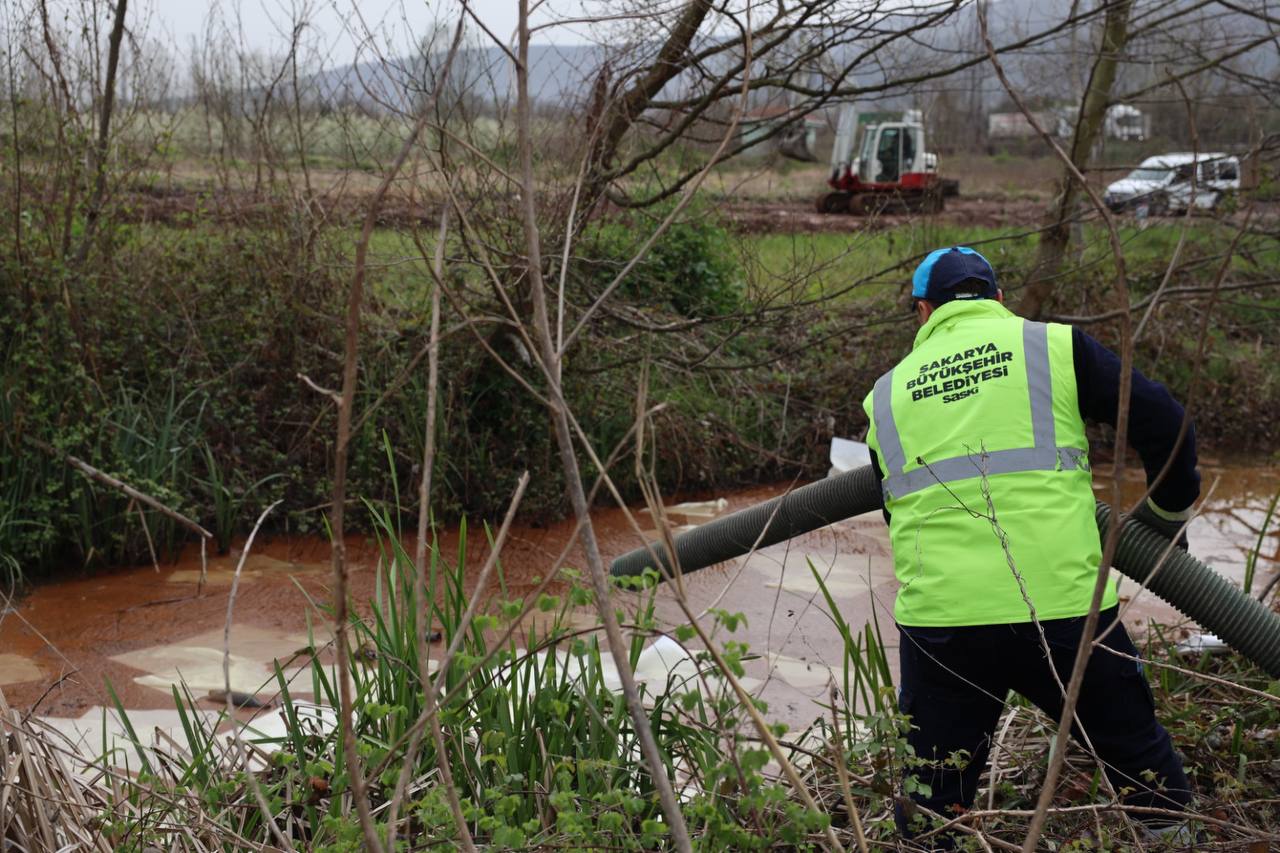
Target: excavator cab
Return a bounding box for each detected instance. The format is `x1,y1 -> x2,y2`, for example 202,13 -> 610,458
857,123 -> 921,184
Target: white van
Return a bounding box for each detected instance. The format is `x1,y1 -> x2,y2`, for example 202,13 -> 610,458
1104,153 -> 1240,214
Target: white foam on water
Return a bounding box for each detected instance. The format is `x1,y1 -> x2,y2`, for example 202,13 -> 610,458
110,624 -> 319,696
764,653 -> 834,691
35,705 -> 221,776
0,653 -> 42,686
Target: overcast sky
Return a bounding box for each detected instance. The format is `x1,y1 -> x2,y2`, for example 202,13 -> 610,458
144,0 -> 595,64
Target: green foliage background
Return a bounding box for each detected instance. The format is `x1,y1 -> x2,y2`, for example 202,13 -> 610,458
0,210 -> 837,582
4,192 -> 1279,585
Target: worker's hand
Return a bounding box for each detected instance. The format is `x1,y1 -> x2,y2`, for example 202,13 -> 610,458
1129,498 -> 1190,551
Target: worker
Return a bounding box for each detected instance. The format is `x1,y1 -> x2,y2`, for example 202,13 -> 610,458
862,246 -> 1197,846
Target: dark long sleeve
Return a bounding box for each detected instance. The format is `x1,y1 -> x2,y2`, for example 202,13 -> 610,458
868,447 -> 890,524
1071,326 -> 1200,512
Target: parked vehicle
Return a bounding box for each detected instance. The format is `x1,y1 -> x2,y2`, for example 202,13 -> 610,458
1103,104 -> 1150,142
986,103 -> 1148,142
1104,153 -> 1240,214
987,109 -> 1074,141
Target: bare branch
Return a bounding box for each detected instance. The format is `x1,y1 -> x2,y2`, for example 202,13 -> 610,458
326,12 -> 467,853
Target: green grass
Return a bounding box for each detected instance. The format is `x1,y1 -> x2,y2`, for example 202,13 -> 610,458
742,226 -> 1034,302
741,220 -> 1279,303
362,213 -> 1280,319
1242,488 -> 1279,596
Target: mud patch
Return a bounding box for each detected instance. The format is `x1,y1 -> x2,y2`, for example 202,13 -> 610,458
166,554 -> 326,586
0,653 -> 41,686
720,196 -> 1049,234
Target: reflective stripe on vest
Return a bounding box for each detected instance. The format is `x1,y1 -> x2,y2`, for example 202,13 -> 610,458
873,321 -> 1088,501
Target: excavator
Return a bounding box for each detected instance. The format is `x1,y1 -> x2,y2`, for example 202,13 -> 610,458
781,105 -> 959,215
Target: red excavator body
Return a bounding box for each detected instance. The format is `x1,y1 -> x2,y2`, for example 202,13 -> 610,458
809,107 -> 958,214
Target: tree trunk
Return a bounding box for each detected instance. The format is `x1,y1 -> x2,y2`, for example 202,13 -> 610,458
583,0 -> 712,202
72,0 -> 128,269
1020,0 -> 1131,319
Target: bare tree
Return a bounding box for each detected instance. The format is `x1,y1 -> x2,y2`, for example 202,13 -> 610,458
1020,0 -> 1132,319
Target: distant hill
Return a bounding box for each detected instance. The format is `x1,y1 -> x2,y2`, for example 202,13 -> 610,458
306,0 -> 1274,118
309,43 -> 608,111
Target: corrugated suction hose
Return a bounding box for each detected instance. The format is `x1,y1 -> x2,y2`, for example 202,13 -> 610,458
610,465 -> 1280,677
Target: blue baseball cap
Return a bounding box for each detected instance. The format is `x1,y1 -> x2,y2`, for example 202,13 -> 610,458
911,246 -> 998,303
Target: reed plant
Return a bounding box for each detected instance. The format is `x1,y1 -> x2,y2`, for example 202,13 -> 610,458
82,504 -> 883,849
89,379 -> 207,560
200,443 -> 285,555
14,534 -> 1276,849
1242,487 -> 1279,597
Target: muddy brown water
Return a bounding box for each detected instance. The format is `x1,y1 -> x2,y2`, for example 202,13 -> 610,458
0,486 -> 781,717
1093,457 -> 1280,586
1,461 -> 1275,719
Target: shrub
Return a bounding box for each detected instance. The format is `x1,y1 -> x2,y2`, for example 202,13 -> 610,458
0,209 -> 824,584
581,206 -> 744,318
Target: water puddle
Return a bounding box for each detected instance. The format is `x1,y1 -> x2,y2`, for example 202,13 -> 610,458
1092,457 -> 1280,621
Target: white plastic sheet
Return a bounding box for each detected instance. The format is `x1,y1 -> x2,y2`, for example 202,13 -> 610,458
829,437 -> 871,476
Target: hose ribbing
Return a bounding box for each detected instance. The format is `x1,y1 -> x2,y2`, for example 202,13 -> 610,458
608,465 -> 881,581
610,464 -> 1280,677
1096,502 -> 1280,677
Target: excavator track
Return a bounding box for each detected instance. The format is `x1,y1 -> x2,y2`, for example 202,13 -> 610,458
816,192 -> 852,213
820,187 -> 945,216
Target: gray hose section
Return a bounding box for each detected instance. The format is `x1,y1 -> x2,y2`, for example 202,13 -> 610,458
1095,501 -> 1280,677
610,465 -> 881,579
610,464 -> 1280,677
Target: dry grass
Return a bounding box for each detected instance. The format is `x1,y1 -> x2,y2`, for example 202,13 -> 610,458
0,690 -> 114,852
945,153 -> 1060,199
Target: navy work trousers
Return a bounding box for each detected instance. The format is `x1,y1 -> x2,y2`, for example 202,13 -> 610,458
896,606 -> 1191,840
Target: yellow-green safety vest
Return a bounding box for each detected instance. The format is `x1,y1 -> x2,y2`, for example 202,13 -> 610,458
863,299 -> 1116,627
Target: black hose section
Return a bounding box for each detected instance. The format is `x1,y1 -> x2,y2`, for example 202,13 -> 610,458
608,465 -> 882,581
1095,502 -> 1280,677
610,464 -> 1280,677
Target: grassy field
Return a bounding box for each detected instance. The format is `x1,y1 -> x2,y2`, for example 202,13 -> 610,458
704,154 -> 1062,203
6,130 -> 1279,585
740,218 -> 1276,302
356,199 -> 1280,307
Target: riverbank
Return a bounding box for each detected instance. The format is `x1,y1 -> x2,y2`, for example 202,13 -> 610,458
1,458 -> 1277,851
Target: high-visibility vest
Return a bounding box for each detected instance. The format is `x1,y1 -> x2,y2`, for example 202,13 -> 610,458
862,299 -> 1116,627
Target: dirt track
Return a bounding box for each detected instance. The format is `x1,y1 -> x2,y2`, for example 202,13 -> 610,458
114,179 -> 1275,236
719,195 -> 1049,233
719,196 -> 1279,234
120,183 -> 1045,233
